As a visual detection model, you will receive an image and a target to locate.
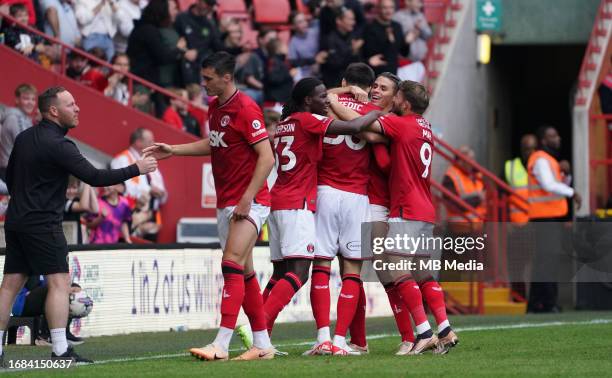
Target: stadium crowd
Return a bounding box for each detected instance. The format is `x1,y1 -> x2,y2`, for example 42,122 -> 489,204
0,0 -> 432,136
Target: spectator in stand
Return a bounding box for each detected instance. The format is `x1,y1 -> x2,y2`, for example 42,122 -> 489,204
288,11 -> 320,82
186,83 -> 208,136
0,0 -> 37,26
40,0 -> 80,46
363,0 -> 409,76
79,47 -> 109,92
393,0 -> 432,63
263,38 -> 294,104
66,50 -> 88,80
127,0 -> 197,114
221,18 -> 244,56
174,0 -> 223,85
235,28 -> 276,106
392,0 -> 431,82
319,0 -> 365,39
104,52 -> 130,105
2,4 -> 49,61
158,0 -> 183,88
74,0 -> 119,60
319,7 -> 363,88
111,128 -> 168,214
85,183 -> 133,244
162,88 -> 200,136
64,175 -> 99,244
113,0 -> 141,53
162,87 -> 185,130
130,191 -> 159,241
0,84 -> 37,180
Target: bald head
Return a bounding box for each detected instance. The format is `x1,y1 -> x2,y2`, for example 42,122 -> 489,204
520,134 -> 537,163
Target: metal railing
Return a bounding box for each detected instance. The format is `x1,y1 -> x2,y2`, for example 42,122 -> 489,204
431,135 -> 529,313
575,0 -> 612,106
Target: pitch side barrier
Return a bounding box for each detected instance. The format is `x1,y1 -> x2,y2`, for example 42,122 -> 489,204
0,243 -> 392,337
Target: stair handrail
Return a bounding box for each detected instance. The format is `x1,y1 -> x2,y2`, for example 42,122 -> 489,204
0,11 -> 204,115
434,135 -> 530,214
575,0 -> 612,106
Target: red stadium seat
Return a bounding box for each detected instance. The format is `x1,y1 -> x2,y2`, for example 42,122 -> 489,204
424,0 -> 449,24
217,0 -> 249,20
241,20 -> 258,49
253,0 -> 291,25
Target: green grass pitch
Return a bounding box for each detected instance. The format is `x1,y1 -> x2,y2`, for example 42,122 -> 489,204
4,311 -> 612,377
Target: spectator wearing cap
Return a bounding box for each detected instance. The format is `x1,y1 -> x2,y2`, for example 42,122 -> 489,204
174,0 -> 223,85
363,0 -> 409,76
74,0 -> 120,61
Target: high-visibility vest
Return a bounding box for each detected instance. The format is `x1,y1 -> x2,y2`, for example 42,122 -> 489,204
504,158 -> 529,224
444,165 -> 486,224
526,150 -> 568,219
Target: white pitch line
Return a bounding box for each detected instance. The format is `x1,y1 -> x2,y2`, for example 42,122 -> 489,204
87,318 -> 612,366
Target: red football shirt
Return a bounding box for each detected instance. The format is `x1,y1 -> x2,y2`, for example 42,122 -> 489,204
379,113 -> 435,223
318,94 -> 379,195
208,90 -> 271,208
368,143 -> 391,207
271,112 -> 333,211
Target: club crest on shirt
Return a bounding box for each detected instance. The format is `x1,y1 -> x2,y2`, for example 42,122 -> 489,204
221,115 -> 231,127
307,243 -> 315,253
252,120 -> 262,130
417,117 -> 431,130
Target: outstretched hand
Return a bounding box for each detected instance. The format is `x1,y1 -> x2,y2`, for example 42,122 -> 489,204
136,152 -> 158,174
142,143 -> 174,160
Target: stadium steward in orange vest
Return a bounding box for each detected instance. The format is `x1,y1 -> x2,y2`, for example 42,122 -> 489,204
443,145 -> 486,229
527,126 -> 581,220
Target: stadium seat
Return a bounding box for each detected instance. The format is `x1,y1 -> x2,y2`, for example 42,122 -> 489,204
424,0 -> 449,24
217,0 -> 249,20
253,0 -> 291,25
2,316 -> 41,346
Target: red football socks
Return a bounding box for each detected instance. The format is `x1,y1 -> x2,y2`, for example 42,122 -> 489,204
310,265 -> 331,329
348,283 -> 367,347
419,280 -> 449,328
395,279 -> 430,334
242,272 -> 267,332
384,283 -> 415,342
262,277 -> 278,303
334,274 -> 361,338
263,272 -> 303,332
219,260 -> 245,329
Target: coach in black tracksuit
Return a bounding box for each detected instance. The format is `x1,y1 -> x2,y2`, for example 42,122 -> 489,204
0,87 -> 157,363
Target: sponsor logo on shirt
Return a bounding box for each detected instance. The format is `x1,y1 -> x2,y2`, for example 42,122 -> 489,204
251,128 -> 266,138
221,115 -> 231,127
252,120 -> 262,130
209,130 -> 228,147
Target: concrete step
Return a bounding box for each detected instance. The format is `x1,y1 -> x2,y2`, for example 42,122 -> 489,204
484,301 -> 526,315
